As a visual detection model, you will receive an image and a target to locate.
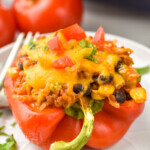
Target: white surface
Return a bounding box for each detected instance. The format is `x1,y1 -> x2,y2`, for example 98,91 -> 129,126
0,32 -> 150,150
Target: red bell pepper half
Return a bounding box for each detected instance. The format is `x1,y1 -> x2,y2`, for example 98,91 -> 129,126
4,24 -> 146,150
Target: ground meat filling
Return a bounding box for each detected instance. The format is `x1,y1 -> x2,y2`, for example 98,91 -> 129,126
12,56 -> 134,111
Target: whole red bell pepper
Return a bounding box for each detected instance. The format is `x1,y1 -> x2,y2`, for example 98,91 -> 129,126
4,73 -> 144,150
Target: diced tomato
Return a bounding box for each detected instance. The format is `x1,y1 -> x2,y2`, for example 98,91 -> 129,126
52,56 -> 74,69
48,36 -> 64,54
61,24 -> 86,41
92,26 -> 105,46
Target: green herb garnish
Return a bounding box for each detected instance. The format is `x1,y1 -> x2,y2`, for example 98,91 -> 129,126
0,112 -> 3,117
28,39 -> 37,50
85,55 -> 98,64
11,122 -> 16,127
0,134 -> 16,150
0,132 -> 9,136
0,83 -> 4,89
44,46 -> 49,51
70,45 -> 74,49
134,66 -> 150,82
135,66 -> 150,76
137,76 -> 141,82
78,40 -> 99,63
91,48 -> 97,55
0,125 -> 8,136
78,39 -> 93,48
84,47 -> 98,64
0,126 -> 5,132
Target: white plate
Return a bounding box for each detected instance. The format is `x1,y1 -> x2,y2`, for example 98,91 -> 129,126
0,32 -> 150,150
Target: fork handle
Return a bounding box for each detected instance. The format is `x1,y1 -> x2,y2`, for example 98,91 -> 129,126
0,33 -> 25,90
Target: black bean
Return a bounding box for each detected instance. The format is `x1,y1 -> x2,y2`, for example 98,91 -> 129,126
90,82 -> 99,90
18,54 -> 27,70
100,75 -> 106,81
115,61 -> 123,72
92,73 -> 99,80
73,84 -> 83,94
78,71 -> 89,79
18,63 -> 23,70
126,92 -> 132,101
108,75 -> 113,83
115,90 -> 126,104
84,87 -> 91,97
99,75 -> 113,83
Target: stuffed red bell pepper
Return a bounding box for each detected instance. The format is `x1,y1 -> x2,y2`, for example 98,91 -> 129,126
4,24 -> 146,150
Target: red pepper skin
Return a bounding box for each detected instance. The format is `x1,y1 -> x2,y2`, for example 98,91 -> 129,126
4,74 -> 144,150
86,100 -> 144,149
48,100 -> 144,150
4,74 -> 65,148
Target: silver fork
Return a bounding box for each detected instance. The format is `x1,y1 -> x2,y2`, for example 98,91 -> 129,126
0,32 -> 40,108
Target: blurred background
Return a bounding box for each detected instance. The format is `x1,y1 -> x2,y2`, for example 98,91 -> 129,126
1,0 -> 150,47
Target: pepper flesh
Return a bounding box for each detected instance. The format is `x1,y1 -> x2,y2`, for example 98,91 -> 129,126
4,73 -> 144,150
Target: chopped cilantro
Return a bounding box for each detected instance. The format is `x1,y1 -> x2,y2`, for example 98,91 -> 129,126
137,76 -> 141,82
78,39 -> 93,48
0,83 -> 4,88
85,47 -> 98,64
0,132 -> 8,136
44,46 -> 49,51
0,134 -> 16,150
0,112 -> 3,117
0,125 -> 8,136
11,122 -> 16,127
85,56 -> 98,64
50,90 -> 53,95
91,48 -> 97,55
70,45 -> 74,49
78,39 -> 98,63
0,126 -> 5,132
28,39 -> 37,50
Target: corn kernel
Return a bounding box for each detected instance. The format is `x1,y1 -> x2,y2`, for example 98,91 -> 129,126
91,90 -> 105,100
107,54 -> 121,66
113,73 -> 125,89
98,84 -> 115,96
129,87 -> 147,103
8,67 -> 19,79
108,95 -> 120,108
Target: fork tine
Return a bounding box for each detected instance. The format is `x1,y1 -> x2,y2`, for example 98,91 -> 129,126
23,32 -> 33,45
34,32 -> 40,41
0,33 -> 25,89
